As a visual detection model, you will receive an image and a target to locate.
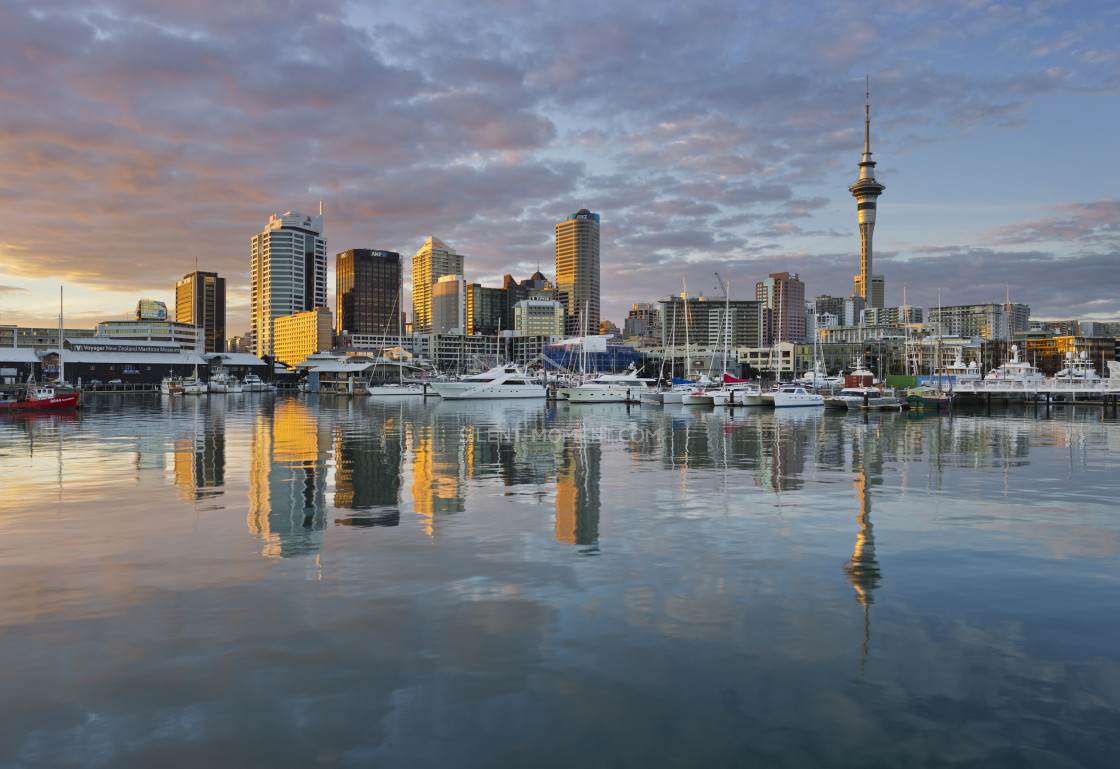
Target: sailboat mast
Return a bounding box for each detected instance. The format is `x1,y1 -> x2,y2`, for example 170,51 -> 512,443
59,286 -> 64,384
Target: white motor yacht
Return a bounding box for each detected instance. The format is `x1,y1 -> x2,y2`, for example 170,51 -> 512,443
1054,351 -> 1101,383
824,386 -> 885,410
559,368 -> 653,403
241,373 -> 274,392
985,345 -> 1044,384
430,364 -> 546,400
771,384 -> 824,408
367,382 -> 427,396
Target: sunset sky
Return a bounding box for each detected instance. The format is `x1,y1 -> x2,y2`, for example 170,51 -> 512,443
1,0 -> 1117,333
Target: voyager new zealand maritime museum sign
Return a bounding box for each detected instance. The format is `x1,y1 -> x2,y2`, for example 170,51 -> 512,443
70,343 -> 175,354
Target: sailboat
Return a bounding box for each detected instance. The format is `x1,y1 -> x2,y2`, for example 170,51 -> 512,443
907,291 -> 951,409
367,285 -> 425,396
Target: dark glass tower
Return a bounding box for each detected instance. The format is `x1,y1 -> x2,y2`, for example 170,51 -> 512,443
335,249 -> 402,336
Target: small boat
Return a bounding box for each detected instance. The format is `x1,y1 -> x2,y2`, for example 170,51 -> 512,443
160,376 -> 185,396
367,382 -> 426,397
208,369 -> 243,393
2,379 -> 81,411
906,385 -> 951,410
241,373 -> 275,392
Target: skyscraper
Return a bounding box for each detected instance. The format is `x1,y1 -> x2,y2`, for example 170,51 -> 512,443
756,272 -> 806,344
412,237 -> 464,334
335,249 -> 402,336
555,209 -> 600,336
175,271 -> 226,353
250,210 -> 327,358
850,82 -> 886,309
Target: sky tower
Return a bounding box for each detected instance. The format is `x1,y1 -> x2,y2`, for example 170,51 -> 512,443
850,80 -> 886,309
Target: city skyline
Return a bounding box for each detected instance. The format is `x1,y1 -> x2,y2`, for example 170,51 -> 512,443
1,0 -> 1118,332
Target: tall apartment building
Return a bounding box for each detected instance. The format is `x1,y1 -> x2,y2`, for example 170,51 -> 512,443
412,237 -> 464,334
555,209 -> 600,336
756,272 -> 806,344
862,305 -> 923,326
658,295 -> 763,350
929,302 -> 1030,340
273,307 -> 334,366
336,249 -> 402,336
431,275 -> 467,335
175,271 -> 226,353
250,210 -> 327,358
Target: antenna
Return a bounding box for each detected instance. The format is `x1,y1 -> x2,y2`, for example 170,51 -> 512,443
864,75 -> 871,155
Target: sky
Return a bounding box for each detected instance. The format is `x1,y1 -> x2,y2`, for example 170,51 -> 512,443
0,0 -> 1118,334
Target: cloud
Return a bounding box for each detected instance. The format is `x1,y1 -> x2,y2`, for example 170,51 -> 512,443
981,199 -> 1120,246
0,0 -> 1115,331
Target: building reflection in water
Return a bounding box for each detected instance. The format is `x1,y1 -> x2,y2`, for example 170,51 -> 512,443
844,461 -> 882,673
172,400 -> 225,500
332,415 -> 403,528
409,419 -> 468,536
248,398 -> 331,557
555,439 -> 601,551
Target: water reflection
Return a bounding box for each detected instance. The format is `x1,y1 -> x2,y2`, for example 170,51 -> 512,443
247,397 -> 330,558
171,397 -> 225,500
555,439 -> 600,550
2,396 -> 1119,765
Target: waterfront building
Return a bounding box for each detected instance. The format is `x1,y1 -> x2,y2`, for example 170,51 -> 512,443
544,336 -> 638,372
412,237 -> 465,334
0,325 -> 97,351
431,275 -> 467,335
43,338 -> 207,385
513,298 -> 565,337
175,271 -> 226,353
273,307 -> 334,367
1017,335 -> 1115,377
929,302 -> 1030,340
862,305 -> 923,327
623,303 -> 662,340
756,273 -> 806,344
1077,320 -> 1120,338
250,210 -> 327,359
466,284 -> 508,336
335,249 -> 402,336
96,319 -> 205,353
555,209 -> 600,336
658,295 -> 763,351
850,83 -> 886,308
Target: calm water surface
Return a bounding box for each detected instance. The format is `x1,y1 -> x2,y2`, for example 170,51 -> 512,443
1,394 -> 1118,768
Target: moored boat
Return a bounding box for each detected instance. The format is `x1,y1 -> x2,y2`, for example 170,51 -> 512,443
431,364 -> 546,400
2,379 -> 81,411
771,384 -> 824,408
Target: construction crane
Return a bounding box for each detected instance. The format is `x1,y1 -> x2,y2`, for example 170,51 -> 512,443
714,272 -> 729,299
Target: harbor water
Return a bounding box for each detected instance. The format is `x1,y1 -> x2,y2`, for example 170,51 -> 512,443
1,394 -> 1118,767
